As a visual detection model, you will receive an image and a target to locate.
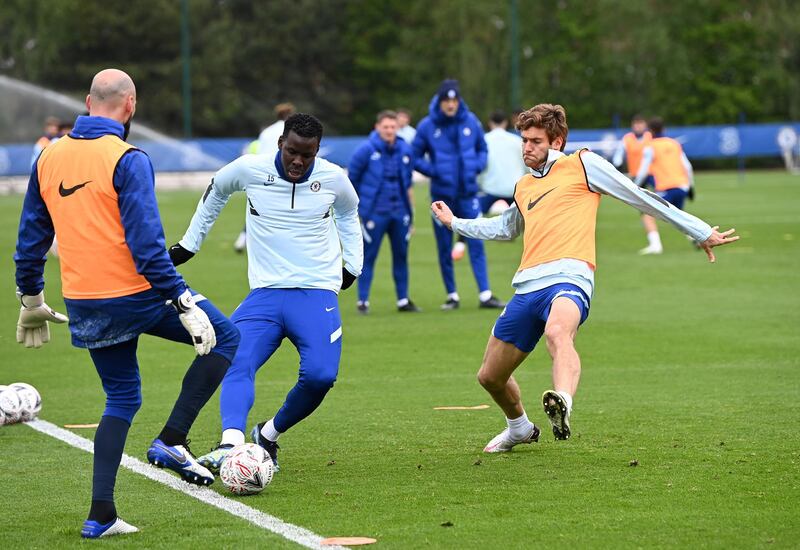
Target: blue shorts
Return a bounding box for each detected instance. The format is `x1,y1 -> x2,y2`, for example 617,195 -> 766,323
657,188 -> 688,210
64,288 -> 239,361
492,283 -> 590,353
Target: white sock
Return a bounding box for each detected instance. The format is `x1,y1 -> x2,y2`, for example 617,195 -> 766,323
479,290 -> 493,302
556,391 -> 573,413
260,418 -> 282,441
647,231 -> 662,249
506,411 -> 535,440
448,292 -> 460,301
220,429 -> 245,446
397,298 -> 409,307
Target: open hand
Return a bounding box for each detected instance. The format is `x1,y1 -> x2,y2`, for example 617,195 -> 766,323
700,226 -> 739,263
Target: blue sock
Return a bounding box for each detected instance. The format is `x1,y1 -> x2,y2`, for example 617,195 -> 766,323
91,415 -> 130,517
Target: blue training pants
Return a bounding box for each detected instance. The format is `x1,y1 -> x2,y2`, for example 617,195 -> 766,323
431,195 -> 490,295
86,294 -> 239,424
220,288 -> 342,434
358,212 -> 412,303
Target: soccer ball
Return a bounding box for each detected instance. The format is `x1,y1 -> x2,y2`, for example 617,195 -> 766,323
219,443 -> 274,495
0,387 -> 23,424
10,383 -> 41,421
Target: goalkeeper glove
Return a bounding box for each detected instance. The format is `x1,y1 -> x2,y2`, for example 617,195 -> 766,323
172,289 -> 216,355
16,290 -> 68,349
341,268 -> 357,290
168,243 -> 195,266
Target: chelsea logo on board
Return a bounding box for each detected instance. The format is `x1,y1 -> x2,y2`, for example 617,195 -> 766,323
310,181 -> 321,192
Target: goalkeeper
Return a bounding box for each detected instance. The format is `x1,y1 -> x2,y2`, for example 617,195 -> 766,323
14,69 -> 240,539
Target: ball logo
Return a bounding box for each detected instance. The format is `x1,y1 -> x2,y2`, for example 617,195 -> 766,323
434,128 -> 442,139
310,181 -> 321,192
463,127 -> 471,136
370,151 -> 381,161
403,155 -> 410,164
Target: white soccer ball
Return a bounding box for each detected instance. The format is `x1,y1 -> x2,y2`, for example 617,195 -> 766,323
0,387 -> 23,424
219,443 -> 274,495
10,383 -> 41,421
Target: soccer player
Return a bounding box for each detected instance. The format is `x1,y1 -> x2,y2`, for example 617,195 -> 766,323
14,69 -> 240,538
431,104 -> 737,451
413,79 -> 504,310
168,113 -> 363,472
633,117 -> 696,254
349,110 -> 419,314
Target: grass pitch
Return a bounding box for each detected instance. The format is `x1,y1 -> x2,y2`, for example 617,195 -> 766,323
0,170 -> 798,548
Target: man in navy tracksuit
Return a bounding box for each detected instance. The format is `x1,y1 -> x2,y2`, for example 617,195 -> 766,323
349,110 -> 419,314
413,79 -> 505,310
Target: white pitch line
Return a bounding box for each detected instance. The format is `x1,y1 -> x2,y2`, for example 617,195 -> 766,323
25,419 -> 346,550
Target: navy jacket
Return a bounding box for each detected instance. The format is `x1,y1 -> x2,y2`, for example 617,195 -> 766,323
412,95 -> 487,199
348,131 -> 414,220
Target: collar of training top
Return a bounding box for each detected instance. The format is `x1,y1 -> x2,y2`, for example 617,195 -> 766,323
274,150 -> 316,184
70,115 -> 125,140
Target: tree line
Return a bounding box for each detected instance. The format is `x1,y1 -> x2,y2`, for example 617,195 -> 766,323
1,0 -> 797,137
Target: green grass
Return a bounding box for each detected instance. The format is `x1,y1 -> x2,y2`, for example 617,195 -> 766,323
0,170 -> 798,548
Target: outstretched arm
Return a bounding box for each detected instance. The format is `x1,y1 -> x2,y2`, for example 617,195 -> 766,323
177,156 -> 248,257
431,200 -> 523,241
582,151 -> 738,262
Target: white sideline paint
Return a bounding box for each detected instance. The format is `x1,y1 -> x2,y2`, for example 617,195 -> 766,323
25,419 -> 346,550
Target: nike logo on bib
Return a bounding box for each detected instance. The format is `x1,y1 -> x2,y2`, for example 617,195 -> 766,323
59,180 -> 91,197
527,187 -> 556,211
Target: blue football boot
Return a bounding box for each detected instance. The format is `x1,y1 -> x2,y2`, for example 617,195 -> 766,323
81,517 -> 139,538
251,423 -> 280,472
146,438 -> 214,486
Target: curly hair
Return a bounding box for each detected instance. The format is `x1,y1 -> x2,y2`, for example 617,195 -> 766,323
282,113 -> 324,142
515,104 -> 568,151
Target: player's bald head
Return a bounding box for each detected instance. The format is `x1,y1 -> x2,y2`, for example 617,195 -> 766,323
89,69 -> 136,105
86,69 -> 137,124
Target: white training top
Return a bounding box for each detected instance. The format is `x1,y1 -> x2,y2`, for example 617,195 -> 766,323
478,128 -> 528,198
180,153 -> 363,293
451,150 -> 713,298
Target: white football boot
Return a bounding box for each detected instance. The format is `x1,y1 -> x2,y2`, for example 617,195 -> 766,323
483,424 -> 540,453
81,517 -> 139,538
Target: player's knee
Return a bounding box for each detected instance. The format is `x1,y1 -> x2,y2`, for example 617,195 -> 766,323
477,367 -> 502,392
544,324 -> 573,351
214,321 -> 241,361
302,368 -> 337,392
105,392 -> 142,423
